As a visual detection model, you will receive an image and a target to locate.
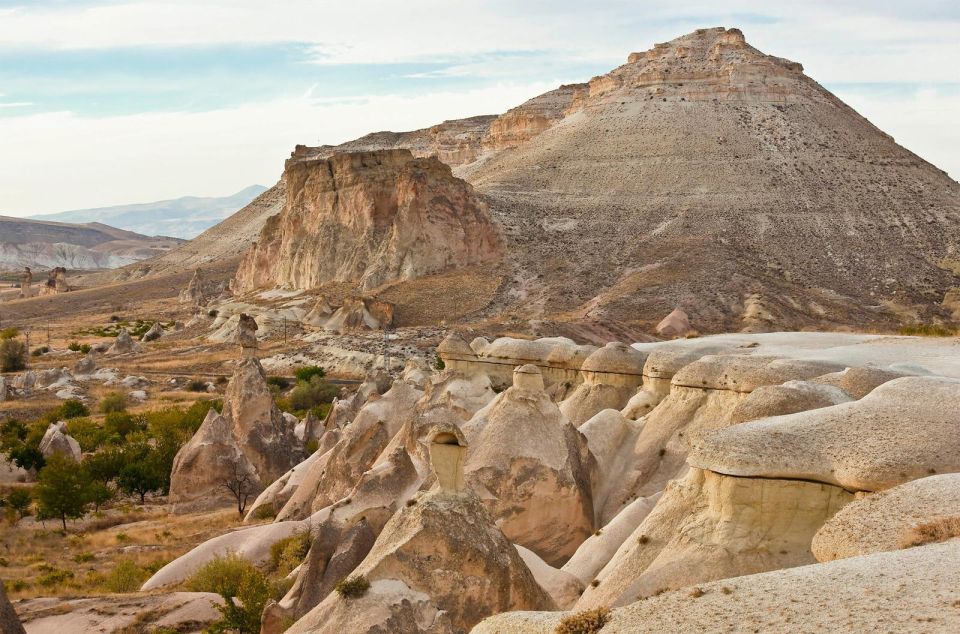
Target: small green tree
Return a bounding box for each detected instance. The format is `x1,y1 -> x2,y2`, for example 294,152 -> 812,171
117,455 -> 164,504
293,365 -> 325,383
47,399 -> 90,422
6,488 -> 32,521
99,391 -> 128,414
0,337 -> 27,372
35,454 -> 91,530
87,481 -> 113,512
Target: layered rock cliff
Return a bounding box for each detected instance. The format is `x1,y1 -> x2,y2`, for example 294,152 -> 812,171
234,149 -> 503,293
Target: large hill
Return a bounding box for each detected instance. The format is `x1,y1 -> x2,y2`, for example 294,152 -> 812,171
29,185 -> 267,239
0,216 -> 182,271
125,27 -> 960,333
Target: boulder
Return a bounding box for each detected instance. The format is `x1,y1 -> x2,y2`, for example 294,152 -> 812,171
106,329 -> 142,355
179,268 -> 206,305
689,376 -> 960,491
73,355 -> 96,375
39,421 -> 82,462
514,545 -> 584,609
655,307 -> 693,338
141,322 -> 164,342
812,473 -> 960,562
234,313 -> 259,356
726,379 -> 852,425
286,490 -> 554,634
462,364 -> 596,565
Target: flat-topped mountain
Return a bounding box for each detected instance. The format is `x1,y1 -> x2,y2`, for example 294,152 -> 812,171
131,27 -> 960,333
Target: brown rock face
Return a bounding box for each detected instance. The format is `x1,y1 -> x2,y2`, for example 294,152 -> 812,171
235,149 -> 502,293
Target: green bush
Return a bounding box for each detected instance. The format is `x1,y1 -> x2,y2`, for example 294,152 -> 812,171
104,412 -> 141,439
188,553 -> 270,634
267,376 -> 291,391
335,575 -> 370,599
0,337 -> 27,372
5,488 -> 32,520
434,352 -> 445,371
555,607 -> 611,634
48,399 -> 90,421
100,391 -> 128,414
31,345 -> 50,357
0,327 -> 20,340
289,376 -> 338,411
102,558 -> 146,593
67,341 -> 82,351
251,504 -> 276,521
293,365 -> 325,383
37,567 -> 74,588
66,417 -> 110,453
269,531 -> 311,576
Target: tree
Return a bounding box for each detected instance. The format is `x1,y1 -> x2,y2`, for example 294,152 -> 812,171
0,337 -> 26,372
35,454 -> 91,530
293,365 -> 325,383
117,458 -> 164,504
87,481 -> 113,513
6,488 -> 32,521
223,462 -> 258,515
289,375 -> 338,411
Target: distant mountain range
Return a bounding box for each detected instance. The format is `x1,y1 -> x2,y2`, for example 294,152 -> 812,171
29,185 -> 268,239
0,216 -> 183,271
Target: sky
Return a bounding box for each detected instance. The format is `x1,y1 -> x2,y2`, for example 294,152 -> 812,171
1,0 -> 958,216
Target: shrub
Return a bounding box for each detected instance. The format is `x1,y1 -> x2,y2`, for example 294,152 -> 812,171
207,309 -> 218,318
188,553 -> 269,634
79,343 -> 92,354
335,575 -> 370,599
49,399 -> 90,421
270,531 -> 311,576
74,552 -> 95,563
67,341 -> 82,351
187,379 -> 208,392
0,337 -> 27,372
293,365 -> 325,383
434,352 -> 445,371
100,391 -> 128,414
289,376 -> 338,411
899,516 -> 960,548
103,559 -> 146,593
555,607 -> 611,634
897,324 -> 956,337
31,345 -> 50,357
267,376 -> 291,392
64,417 -> 109,453
37,567 -> 74,588
304,438 -> 319,454
6,488 -> 32,520
0,327 -> 20,340
251,504 -> 276,521
104,412 -> 141,439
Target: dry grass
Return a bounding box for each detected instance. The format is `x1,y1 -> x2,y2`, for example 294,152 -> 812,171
555,606 -> 611,634
0,506 -> 245,599
899,516 -> 960,548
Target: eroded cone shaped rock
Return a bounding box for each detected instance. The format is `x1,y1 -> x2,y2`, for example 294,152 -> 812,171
169,409 -> 258,512
107,329 -> 142,355
462,364 -> 596,565
141,322 -> 163,342
0,579 -> 25,634
221,357 -> 301,483
286,490 -> 554,634
558,342 -> 646,426
656,307 -> 693,338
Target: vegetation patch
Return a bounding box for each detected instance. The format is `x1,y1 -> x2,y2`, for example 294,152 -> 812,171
555,606 -> 611,634
900,516 -> 960,548
335,575 -> 370,599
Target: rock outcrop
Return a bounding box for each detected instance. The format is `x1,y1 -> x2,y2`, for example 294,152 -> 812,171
0,582 -> 25,634
169,358 -> 301,512
655,307 -> 693,338
558,342 -> 647,426
106,329 -> 142,355
234,149 -> 503,293
462,364 -> 595,565
141,322 -> 164,342
38,421 -> 82,462
179,268 -> 206,305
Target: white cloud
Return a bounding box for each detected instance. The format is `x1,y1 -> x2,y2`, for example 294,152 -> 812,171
0,81 -> 560,215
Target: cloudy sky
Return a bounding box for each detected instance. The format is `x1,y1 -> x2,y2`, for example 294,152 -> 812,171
1,0 -> 958,216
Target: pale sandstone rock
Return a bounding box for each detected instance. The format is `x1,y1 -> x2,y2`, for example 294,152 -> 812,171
38,421 -> 81,462
142,520 -> 306,590
0,375 -> 6,402
577,409 -> 644,523
179,268 -> 206,305
473,540 -> 960,634
462,364 -> 595,565
514,544 -> 584,609
234,312 -> 259,355
655,307 -> 693,338
576,468 -> 852,609
558,342 -> 647,426
561,492 -> 661,586
141,321 -> 163,341
73,354 -> 96,375
287,490 -> 554,634
400,357 -> 431,390
810,365 -> 909,399
689,376 -> 960,491
322,296 -> 395,333
106,328 -> 141,355
726,379 -> 851,425
38,266 -> 70,295
13,592 -> 221,634
235,149 -> 503,293
812,473 -> 960,562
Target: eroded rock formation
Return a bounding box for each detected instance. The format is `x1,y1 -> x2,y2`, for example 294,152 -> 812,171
235,149 -> 503,293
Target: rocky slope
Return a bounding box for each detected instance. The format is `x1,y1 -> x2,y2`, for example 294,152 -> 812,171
234,149 -> 503,292
0,216 -> 182,271
276,27 -> 960,333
